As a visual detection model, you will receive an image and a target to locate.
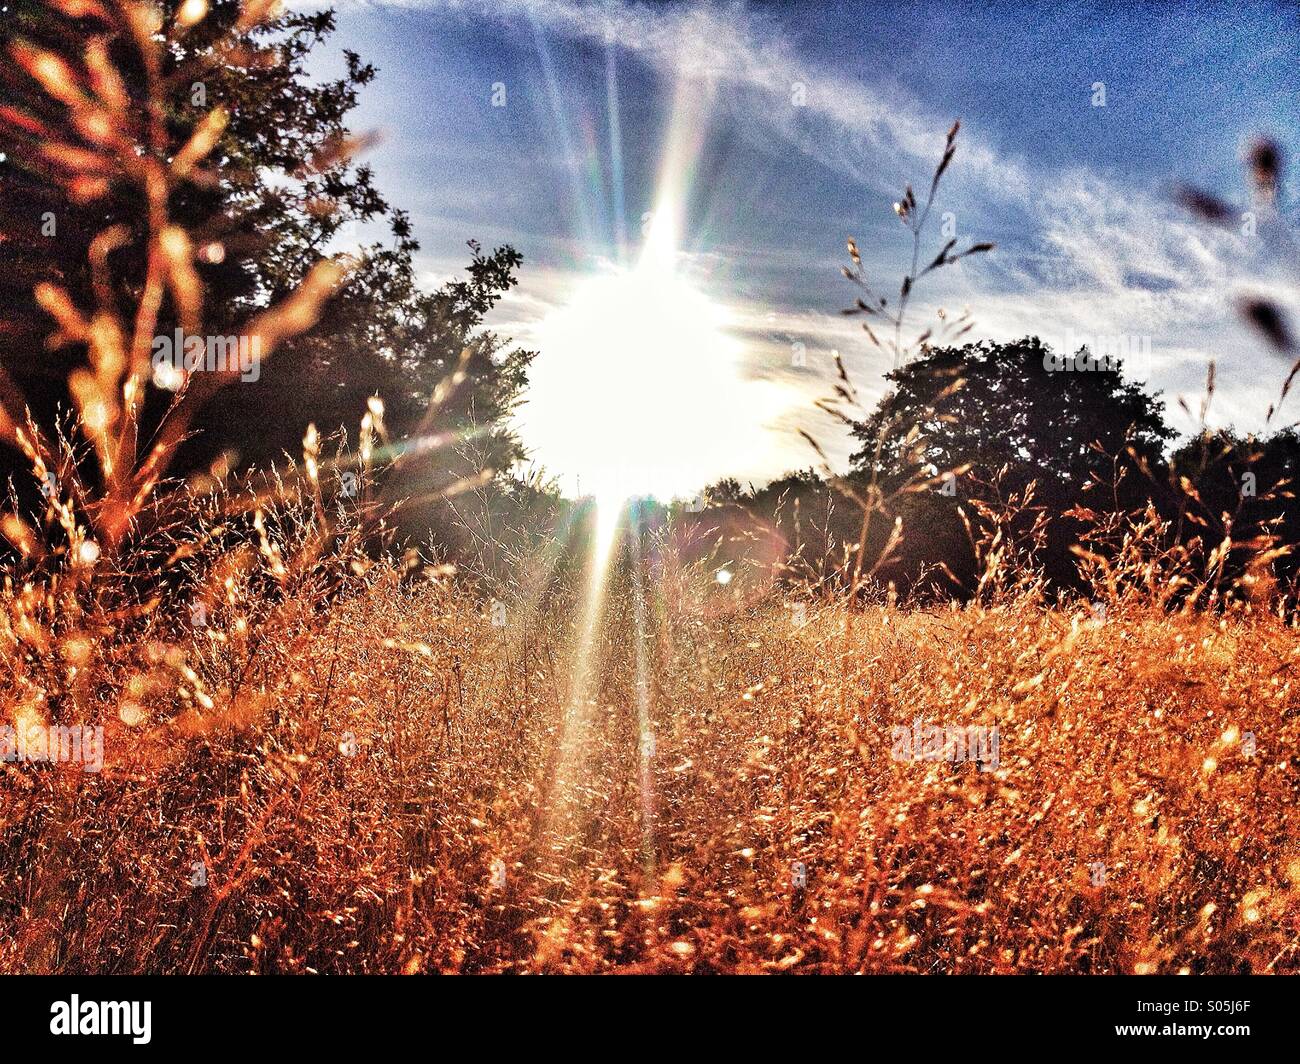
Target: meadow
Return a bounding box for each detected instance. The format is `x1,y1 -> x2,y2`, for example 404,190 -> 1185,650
2,503 -> 1296,973
1,0 -> 1297,978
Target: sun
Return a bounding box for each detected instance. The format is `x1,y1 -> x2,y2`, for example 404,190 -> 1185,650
521,243 -> 771,506
516,76 -> 788,508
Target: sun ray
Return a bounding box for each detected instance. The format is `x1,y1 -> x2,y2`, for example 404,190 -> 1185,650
604,30 -> 630,264
518,63 -> 786,508
628,504 -> 657,875
540,498 -> 624,857
523,53 -> 787,885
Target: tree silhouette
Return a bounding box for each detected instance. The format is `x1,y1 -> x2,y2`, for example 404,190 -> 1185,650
844,336 -> 1174,594
1169,427 -> 1300,590
0,0 -> 532,510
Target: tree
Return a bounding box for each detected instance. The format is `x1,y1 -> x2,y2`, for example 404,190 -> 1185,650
0,0 -> 532,517
847,336 -> 1174,594
1,2 -> 391,440
1170,427 -> 1300,590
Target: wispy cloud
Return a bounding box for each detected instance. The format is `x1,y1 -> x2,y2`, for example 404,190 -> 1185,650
322,0 -> 1299,463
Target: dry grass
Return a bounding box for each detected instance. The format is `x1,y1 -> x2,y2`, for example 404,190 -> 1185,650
2,0 -> 1297,977
2,528 -> 1297,973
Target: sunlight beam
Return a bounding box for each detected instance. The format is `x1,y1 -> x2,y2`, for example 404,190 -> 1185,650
518,66 -> 783,507
541,498 -> 624,852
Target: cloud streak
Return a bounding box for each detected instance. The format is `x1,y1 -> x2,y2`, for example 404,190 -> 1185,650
321,0 -> 1299,470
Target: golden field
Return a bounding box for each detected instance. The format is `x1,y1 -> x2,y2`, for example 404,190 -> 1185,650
3,529 -> 1296,974
2,0 -> 1297,979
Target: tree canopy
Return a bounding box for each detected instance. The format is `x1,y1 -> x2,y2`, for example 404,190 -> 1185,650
0,0 -> 532,508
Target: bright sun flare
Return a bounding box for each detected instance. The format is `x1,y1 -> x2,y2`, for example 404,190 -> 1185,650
522,253 -> 770,505
517,78 -> 788,507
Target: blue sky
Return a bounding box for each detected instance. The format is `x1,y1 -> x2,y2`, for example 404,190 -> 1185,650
299,0 -> 1300,492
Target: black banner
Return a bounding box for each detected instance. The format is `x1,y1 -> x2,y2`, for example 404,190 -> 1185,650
0,974 -> 1290,1052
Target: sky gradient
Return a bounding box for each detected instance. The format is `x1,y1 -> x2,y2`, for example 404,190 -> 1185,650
296,0 -> 1300,495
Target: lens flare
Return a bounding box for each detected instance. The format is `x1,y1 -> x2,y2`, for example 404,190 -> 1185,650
519,77 -> 782,507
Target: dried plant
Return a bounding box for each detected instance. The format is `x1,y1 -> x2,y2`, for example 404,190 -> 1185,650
1177,137 -> 1300,421
0,22 -> 1296,979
